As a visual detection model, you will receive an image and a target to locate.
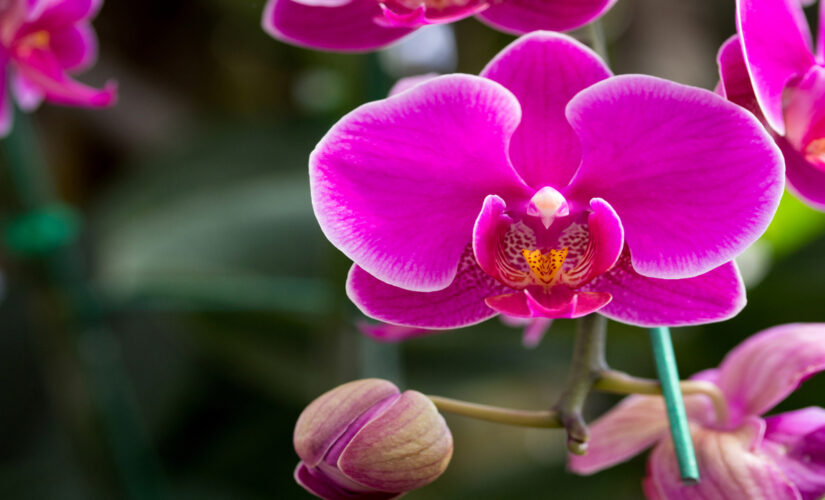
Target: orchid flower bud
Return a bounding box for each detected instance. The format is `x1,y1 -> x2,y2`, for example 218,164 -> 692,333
294,379 -> 453,500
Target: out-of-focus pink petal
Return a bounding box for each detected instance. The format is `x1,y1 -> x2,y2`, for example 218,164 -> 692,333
381,0 -> 486,26
485,291 -> 530,316
49,23 -> 97,72
647,417 -> 801,500
388,73 -> 438,96
717,35 -> 762,117
479,31 -> 611,188
784,66 -> 825,150
23,0 -> 101,32
357,321 -> 435,342
262,0 -> 414,52
476,0 -> 616,35
566,75 -> 784,280
587,256 -> 746,327
14,47 -> 115,107
498,315 -> 553,347
346,252 -> 510,329
737,0 -> 815,135
763,408 -> 825,500
311,75 -> 530,292
568,395 -> 669,475
780,137 -> 825,211
11,69 -> 43,111
819,0 -> 825,61
715,323 -> 825,420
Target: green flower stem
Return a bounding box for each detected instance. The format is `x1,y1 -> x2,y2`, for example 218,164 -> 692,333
428,395 -> 562,428
553,314 -> 608,455
594,369 -> 729,424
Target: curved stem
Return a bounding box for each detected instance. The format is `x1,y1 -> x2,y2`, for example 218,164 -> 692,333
553,314 -> 607,454
428,395 -> 561,428
594,370 -> 729,424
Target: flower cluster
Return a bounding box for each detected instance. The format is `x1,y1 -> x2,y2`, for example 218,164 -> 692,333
0,0 -> 116,136
260,0 -> 825,498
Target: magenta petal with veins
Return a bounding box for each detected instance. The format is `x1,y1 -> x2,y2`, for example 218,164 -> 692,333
312,32 -> 781,335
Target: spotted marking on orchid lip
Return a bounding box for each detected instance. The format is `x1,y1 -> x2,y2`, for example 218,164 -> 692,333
522,248 -> 568,286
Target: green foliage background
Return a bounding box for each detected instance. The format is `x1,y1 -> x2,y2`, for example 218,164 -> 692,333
0,0 -> 823,499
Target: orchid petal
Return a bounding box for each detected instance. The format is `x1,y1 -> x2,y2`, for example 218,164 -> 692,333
50,23 -> 97,72
295,463 -> 399,500
346,252 -> 510,330
312,74 -> 529,292
717,35 -> 762,118
737,0 -> 816,135
566,75 -> 784,280
819,0 -> 825,61
294,379 -> 400,467
587,256 -> 746,327
567,395 -> 669,475
339,391 -> 452,492
480,31 -> 611,188
262,0 -> 414,52
476,0 -> 616,35
14,47 -> 115,107
715,323 -> 825,419
780,137 -> 825,211
647,417 -> 801,500
10,69 -> 43,111
763,408 -> 825,500
524,287 -> 611,319
25,0 -> 101,30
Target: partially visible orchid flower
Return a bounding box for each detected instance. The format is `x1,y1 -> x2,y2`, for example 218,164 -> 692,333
569,323 -> 825,500
310,32 -> 783,330
0,0 -> 116,136
294,378 -> 452,500
718,0 -> 825,211
262,0 -> 616,52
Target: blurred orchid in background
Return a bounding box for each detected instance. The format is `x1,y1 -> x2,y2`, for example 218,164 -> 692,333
294,379 -> 452,500
309,32 -> 783,330
718,0 -> 825,211
262,0 -> 616,51
0,0 -> 116,136
569,324 -> 825,500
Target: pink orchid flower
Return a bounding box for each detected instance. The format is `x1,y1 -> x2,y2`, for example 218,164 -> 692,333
718,0 -> 825,211
0,0 -> 116,136
310,31 -> 783,330
569,324 -> 825,500
262,0 -> 616,52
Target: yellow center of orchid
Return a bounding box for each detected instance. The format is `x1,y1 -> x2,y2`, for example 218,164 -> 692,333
16,30 -> 50,57
522,247 -> 568,287
805,138 -> 825,168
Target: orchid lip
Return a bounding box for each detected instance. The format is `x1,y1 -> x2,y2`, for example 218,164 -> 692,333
526,186 -> 570,229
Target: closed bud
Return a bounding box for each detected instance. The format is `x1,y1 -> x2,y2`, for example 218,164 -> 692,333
294,378 -> 453,499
